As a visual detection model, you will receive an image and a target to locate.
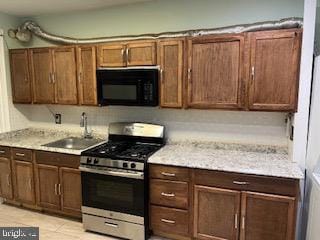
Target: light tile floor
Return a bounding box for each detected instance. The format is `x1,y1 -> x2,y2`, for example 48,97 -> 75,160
0,204 -> 166,240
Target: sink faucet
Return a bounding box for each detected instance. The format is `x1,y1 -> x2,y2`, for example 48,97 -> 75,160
80,112 -> 93,139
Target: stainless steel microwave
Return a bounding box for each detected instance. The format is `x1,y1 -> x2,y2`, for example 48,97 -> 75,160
96,68 -> 159,106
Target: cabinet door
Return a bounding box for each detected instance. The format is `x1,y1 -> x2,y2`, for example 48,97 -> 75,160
0,157 -> 13,200
126,42 -> 156,66
194,185 -> 240,240
240,192 -> 296,240
52,47 -> 78,104
248,29 -> 302,111
36,164 -> 60,210
97,44 -> 126,67
12,160 -> 35,204
10,49 -> 32,103
158,40 -> 184,108
59,167 -> 82,216
77,46 -> 97,105
30,48 -> 55,104
187,35 -> 245,109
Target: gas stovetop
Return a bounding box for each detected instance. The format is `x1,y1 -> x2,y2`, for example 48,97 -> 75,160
81,141 -> 162,162
80,122 -> 165,171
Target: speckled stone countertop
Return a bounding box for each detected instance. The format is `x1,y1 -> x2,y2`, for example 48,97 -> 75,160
0,128 -> 106,155
148,141 -> 304,179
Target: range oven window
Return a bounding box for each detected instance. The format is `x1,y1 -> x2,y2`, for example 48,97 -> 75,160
81,171 -> 145,217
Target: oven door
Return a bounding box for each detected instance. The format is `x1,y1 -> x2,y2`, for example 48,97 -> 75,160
81,167 -> 145,217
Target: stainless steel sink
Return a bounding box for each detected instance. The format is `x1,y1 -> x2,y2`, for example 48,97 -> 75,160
43,137 -> 103,150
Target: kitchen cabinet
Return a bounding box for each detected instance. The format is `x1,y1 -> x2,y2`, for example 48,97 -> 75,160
35,151 -> 81,217
149,165 -> 191,240
77,46 -> 97,105
52,47 -> 78,104
158,40 -> 184,108
97,41 -> 156,67
59,167 -> 82,216
240,192 -> 295,240
30,47 -> 78,105
12,160 -> 36,204
248,29 -> 302,111
0,153 -> 13,200
9,49 -> 32,103
150,164 -> 299,240
193,185 -> 240,240
29,48 -> 55,104
36,164 -> 60,210
187,34 -> 245,109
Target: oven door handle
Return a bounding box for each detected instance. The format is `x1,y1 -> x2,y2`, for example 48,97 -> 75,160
79,166 -> 144,179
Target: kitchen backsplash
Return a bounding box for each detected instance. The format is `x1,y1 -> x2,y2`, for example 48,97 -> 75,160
11,104 -> 288,146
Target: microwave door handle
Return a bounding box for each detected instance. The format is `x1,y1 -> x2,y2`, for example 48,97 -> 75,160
137,80 -> 143,105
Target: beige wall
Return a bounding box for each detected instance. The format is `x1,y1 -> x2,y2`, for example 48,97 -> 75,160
17,0 -> 304,48
0,0 -> 304,144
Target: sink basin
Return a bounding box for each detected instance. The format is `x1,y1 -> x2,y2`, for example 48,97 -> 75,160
43,137 -> 102,150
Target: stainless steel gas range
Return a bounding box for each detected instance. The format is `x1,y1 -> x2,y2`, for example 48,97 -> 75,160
80,122 -> 165,240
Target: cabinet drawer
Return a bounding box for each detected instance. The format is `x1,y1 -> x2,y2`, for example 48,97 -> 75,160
35,151 -> 80,168
150,164 -> 190,182
194,169 -> 299,197
0,146 -> 10,158
150,205 -> 189,237
150,179 -> 188,209
12,148 -> 32,162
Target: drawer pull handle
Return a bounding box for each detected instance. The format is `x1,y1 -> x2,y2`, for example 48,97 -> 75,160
15,153 -> 25,157
0,150 -> 5,154
241,216 -> 245,229
105,222 -> 119,228
161,218 -> 175,224
161,172 -> 175,177
233,181 -> 249,185
161,192 -> 175,197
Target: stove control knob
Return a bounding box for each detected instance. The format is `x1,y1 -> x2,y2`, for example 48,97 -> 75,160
130,163 -> 136,169
86,157 -> 92,164
93,158 -> 99,164
123,162 -> 128,168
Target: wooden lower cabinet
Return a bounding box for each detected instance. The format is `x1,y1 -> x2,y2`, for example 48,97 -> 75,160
36,164 -> 60,210
12,160 -> 36,204
240,192 -> 296,240
193,185 -> 240,240
0,157 -> 13,200
59,167 -> 82,216
35,152 -> 82,218
150,164 -> 299,240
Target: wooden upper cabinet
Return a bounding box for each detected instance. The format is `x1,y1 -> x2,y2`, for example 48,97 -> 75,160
59,167 -> 82,216
240,191 -> 296,240
10,49 -> 32,103
126,41 -> 156,66
187,34 -> 245,109
97,41 -> 156,67
194,185 -> 241,240
30,48 -> 55,104
0,157 -> 13,200
158,40 -> 184,108
36,164 -> 60,210
97,44 -> 126,67
77,46 -> 97,105
12,160 -> 35,204
248,29 -> 302,111
52,47 -> 78,104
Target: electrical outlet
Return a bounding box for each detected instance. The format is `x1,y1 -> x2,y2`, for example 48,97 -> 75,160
55,114 -> 61,124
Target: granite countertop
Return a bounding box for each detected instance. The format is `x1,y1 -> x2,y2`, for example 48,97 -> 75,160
148,141 -> 304,179
0,128 -> 106,155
